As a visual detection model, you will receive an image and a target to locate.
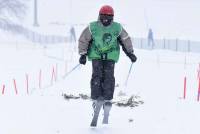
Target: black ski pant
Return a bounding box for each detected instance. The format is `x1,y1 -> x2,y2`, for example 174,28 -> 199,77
91,59 -> 115,100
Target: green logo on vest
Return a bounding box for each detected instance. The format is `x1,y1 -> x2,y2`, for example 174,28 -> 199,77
103,33 -> 112,45
95,33 -> 114,53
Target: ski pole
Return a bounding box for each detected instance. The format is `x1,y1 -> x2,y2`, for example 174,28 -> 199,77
63,64 -> 81,79
124,63 -> 133,86
118,63 -> 133,96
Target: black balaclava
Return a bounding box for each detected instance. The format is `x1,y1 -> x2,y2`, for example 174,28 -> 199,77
99,14 -> 113,27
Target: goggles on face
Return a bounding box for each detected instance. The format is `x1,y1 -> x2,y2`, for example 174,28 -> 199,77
100,14 -> 113,20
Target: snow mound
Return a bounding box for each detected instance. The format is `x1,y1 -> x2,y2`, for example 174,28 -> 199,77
62,93 -> 144,108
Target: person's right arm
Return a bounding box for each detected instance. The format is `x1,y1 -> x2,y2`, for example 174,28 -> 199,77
78,26 -> 92,65
78,26 -> 92,55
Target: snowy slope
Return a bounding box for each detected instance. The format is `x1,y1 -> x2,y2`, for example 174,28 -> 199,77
0,40 -> 200,134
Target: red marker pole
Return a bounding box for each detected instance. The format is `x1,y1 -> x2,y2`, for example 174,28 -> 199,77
183,76 -> 187,99
13,79 -> 18,95
2,85 -> 5,95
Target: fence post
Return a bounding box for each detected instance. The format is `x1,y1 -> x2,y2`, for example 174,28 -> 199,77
32,32 -> 36,43
183,76 -> 187,99
140,38 -> 143,49
51,65 -> 56,85
163,38 -> 166,49
184,55 -> 187,69
197,78 -> 200,101
175,38 -> 178,51
188,40 -> 190,52
168,39 -> 170,49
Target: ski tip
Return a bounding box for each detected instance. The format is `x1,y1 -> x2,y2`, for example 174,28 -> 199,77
90,124 -> 97,128
90,121 -> 98,127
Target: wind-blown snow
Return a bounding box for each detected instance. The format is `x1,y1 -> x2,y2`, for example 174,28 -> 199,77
23,0 -> 200,41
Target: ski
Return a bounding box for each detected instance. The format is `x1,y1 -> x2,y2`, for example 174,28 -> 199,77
102,104 -> 112,124
90,100 -> 104,127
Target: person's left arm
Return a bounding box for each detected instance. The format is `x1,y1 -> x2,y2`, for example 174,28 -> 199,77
118,27 -> 137,62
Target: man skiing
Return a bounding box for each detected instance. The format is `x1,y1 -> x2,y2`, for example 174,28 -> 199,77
70,26 -> 76,43
78,5 -> 137,127
147,28 -> 155,48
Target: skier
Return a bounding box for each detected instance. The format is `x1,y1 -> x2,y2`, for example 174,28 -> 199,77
70,26 -> 76,43
69,25 -> 77,51
78,5 -> 137,127
147,28 -> 155,48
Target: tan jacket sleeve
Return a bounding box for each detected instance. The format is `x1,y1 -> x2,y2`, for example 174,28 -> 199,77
78,26 -> 92,55
119,27 -> 134,54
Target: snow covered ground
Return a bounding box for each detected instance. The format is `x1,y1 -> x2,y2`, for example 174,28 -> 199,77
0,38 -> 200,134
1,0 -> 200,134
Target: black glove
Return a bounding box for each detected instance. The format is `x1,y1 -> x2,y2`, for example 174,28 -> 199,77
79,55 -> 87,65
127,53 -> 137,62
